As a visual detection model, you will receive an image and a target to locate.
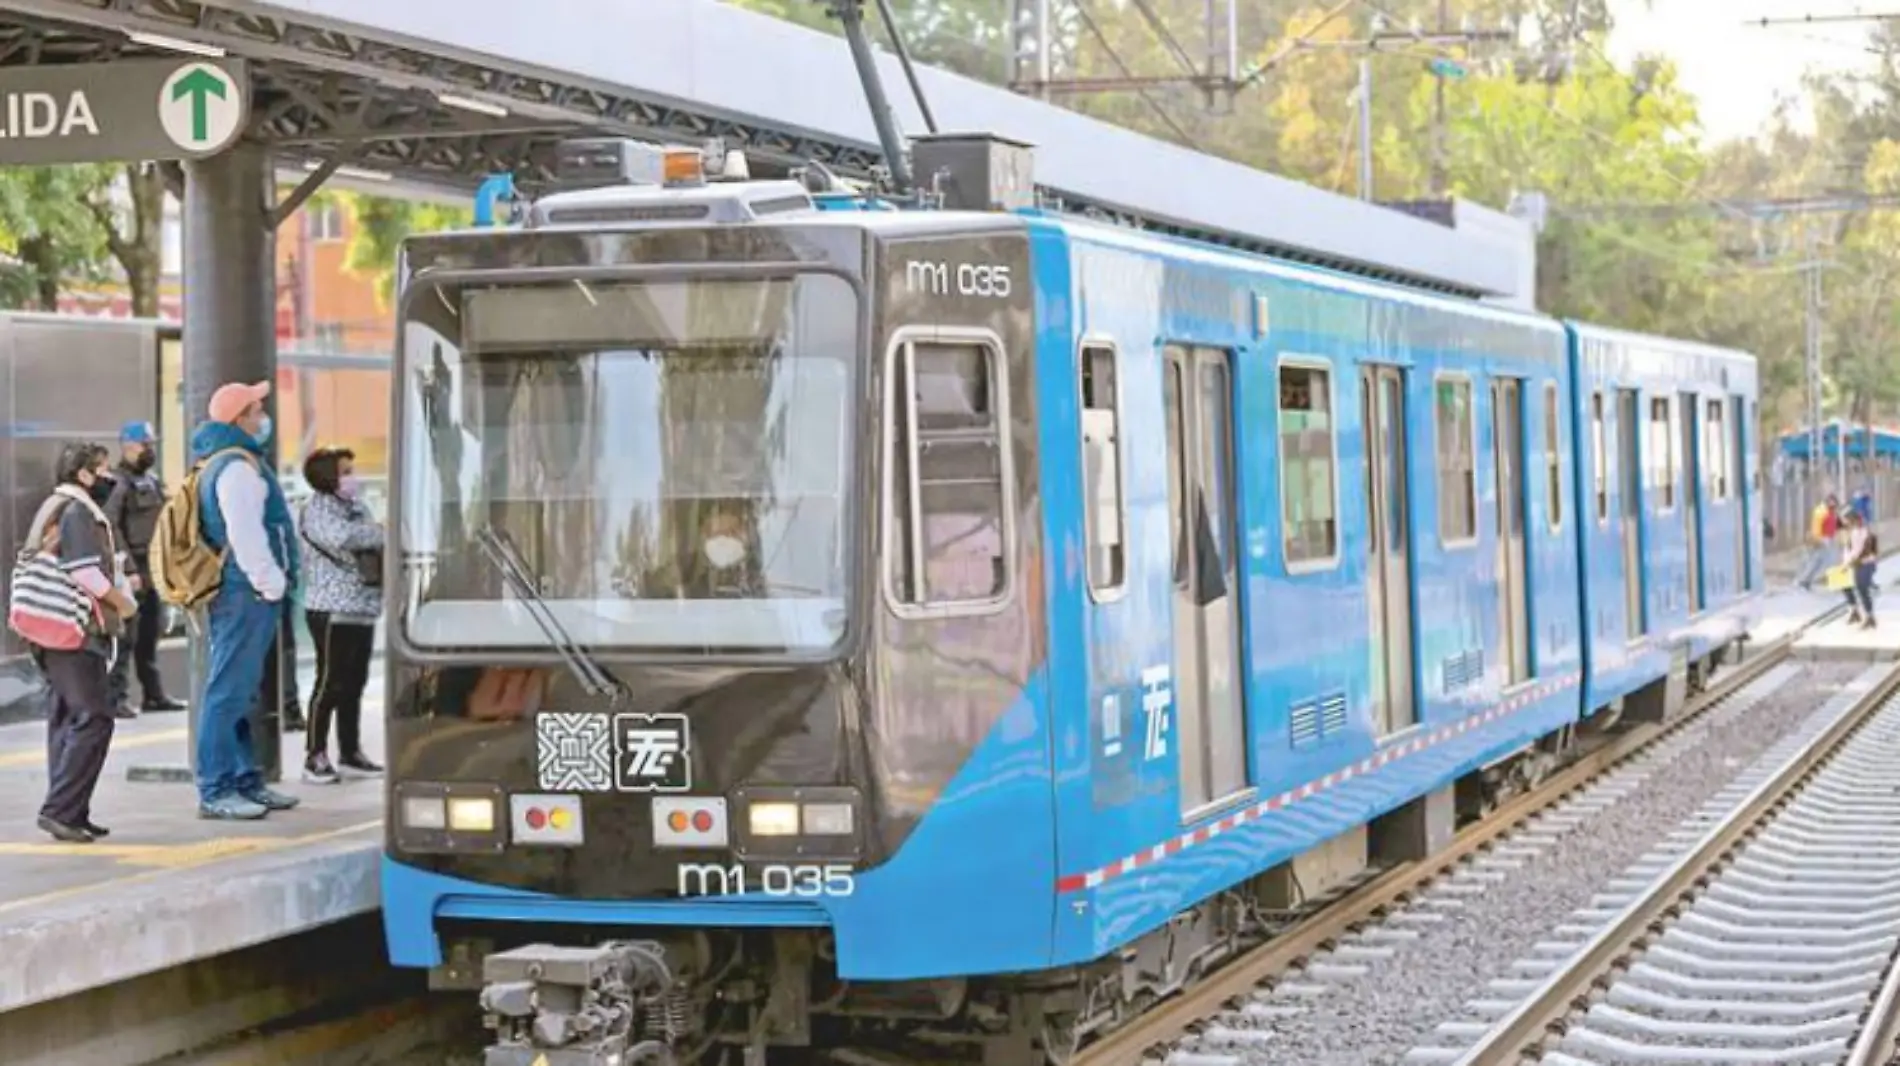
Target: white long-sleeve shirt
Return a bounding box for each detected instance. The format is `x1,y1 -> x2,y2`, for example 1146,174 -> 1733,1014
214,459 -> 288,601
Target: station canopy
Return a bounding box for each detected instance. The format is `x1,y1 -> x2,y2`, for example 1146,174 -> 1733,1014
0,0 -> 1525,298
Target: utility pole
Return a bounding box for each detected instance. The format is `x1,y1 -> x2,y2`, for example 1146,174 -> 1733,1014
1358,56 -> 1374,200
1430,0 -> 1450,197
1801,225 -> 1829,498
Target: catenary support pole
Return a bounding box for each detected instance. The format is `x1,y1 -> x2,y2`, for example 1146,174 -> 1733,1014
128,143 -> 282,787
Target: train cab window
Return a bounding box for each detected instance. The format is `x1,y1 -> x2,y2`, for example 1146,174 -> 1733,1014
1544,383 -> 1562,530
1434,376 -> 1478,545
1277,362 -> 1338,567
1648,396 -> 1676,511
1705,399 -> 1728,501
1080,342 -> 1126,593
1591,391 -> 1608,524
888,334 -> 1013,610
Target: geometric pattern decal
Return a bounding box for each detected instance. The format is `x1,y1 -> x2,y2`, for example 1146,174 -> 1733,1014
534,711 -> 614,792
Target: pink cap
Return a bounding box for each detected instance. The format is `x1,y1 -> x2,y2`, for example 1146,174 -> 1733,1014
208,381 -> 270,424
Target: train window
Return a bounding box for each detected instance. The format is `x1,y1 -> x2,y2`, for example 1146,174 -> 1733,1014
1277,362 -> 1338,568
1648,396 -> 1676,511
1434,376 -> 1478,546
1706,399 -> 1728,501
1080,342 -> 1126,594
1592,391 -> 1608,524
887,333 -> 1013,611
1544,383 -> 1562,530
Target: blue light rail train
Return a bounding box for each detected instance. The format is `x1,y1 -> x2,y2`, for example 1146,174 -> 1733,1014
376,135 -> 1760,1066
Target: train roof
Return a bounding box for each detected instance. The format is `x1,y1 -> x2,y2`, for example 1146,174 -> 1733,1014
420,181 -> 1560,337
1567,321 -> 1758,368
1041,211 -> 1564,336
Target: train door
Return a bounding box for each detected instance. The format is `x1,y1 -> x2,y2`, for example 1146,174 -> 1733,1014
1361,365 -> 1416,735
1491,378 -> 1530,685
1617,389 -> 1645,638
1163,345 -> 1249,815
1680,391 -> 1703,611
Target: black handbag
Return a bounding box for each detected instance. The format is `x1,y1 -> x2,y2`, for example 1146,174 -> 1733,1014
300,518 -> 383,590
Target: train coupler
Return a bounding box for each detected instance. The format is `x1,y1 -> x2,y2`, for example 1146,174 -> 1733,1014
479,941 -> 695,1066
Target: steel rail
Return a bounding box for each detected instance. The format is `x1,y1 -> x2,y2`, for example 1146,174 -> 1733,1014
1448,658 -> 1900,1066
1844,900 -> 1900,1066
1070,610 -> 1825,1066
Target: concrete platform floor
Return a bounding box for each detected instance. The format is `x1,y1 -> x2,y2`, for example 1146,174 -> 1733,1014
0,660 -> 386,1014
1794,609 -> 1900,661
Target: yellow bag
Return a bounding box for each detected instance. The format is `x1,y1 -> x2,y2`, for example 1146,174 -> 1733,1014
1825,565 -> 1853,591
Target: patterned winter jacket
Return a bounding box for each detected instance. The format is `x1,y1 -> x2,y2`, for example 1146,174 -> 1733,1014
297,491 -> 384,622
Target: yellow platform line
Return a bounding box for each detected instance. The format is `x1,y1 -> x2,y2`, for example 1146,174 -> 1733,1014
0,727 -> 188,768
0,818 -> 381,916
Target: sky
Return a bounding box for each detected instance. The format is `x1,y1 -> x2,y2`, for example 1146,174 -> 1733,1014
1605,0 -> 1883,142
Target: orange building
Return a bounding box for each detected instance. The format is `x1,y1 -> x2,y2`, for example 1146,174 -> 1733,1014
62,188 -> 400,480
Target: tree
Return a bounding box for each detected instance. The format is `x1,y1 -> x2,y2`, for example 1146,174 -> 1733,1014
0,166 -> 115,311
337,192 -> 473,307
85,164 -> 166,318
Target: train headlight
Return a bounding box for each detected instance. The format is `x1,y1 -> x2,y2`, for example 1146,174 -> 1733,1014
748,802 -> 801,837
447,797 -> 497,832
401,796 -> 446,830
802,802 -> 854,835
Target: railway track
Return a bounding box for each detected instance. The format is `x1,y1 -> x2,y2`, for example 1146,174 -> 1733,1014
1406,657 -> 1900,1066
1073,609 -> 1852,1066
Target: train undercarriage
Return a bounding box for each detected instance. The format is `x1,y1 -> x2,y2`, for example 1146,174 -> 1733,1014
463,644 -> 1738,1066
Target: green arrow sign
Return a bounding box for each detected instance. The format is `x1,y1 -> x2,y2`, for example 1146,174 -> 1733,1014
170,67 -> 227,143
1428,57 -> 1468,80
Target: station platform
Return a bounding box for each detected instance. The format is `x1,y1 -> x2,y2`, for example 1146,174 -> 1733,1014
0,659 -> 385,1014
1792,592 -> 1900,661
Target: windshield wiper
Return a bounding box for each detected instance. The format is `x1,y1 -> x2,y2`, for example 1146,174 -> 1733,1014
474,525 -> 625,702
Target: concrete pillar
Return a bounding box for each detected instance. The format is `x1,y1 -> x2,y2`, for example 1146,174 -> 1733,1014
182,143 -> 282,785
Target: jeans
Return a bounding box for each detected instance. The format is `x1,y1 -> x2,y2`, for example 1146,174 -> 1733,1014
1796,544 -> 1833,588
196,587 -> 276,803
1846,562 -> 1878,618
305,610 -> 374,760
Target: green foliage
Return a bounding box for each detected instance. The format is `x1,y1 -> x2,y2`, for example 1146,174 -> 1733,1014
729,0 -> 1900,426
0,165 -> 117,310
336,192 -> 473,308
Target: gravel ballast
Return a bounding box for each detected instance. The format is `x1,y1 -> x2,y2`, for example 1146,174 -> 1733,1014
1160,659 -> 1869,1066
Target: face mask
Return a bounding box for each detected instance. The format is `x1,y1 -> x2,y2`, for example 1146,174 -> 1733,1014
250,414 -> 273,446
130,452 -> 156,474
86,474 -> 114,504
703,535 -> 745,569
337,476 -> 361,500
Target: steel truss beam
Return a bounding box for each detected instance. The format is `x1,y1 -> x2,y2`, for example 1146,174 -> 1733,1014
0,0 -> 887,190
0,0 -> 1499,295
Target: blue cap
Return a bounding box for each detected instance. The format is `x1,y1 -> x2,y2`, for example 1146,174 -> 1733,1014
120,420 -> 155,444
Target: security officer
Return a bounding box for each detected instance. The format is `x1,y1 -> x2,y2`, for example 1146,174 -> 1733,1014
105,421 -> 187,714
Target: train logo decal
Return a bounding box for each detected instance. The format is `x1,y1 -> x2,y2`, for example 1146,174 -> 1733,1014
1140,666 -> 1172,761
534,712 -> 615,792
613,714 -> 693,793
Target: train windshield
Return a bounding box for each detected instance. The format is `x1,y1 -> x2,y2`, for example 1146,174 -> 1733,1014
395,272 -> 857,655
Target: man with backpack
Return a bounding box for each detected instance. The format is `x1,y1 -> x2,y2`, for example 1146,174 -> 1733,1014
167,381 -> 302,820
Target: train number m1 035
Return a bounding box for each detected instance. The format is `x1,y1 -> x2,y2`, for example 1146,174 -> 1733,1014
677,863 -> 857,899
904,259 -> 1012,299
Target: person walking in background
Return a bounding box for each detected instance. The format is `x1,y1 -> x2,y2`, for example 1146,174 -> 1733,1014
104,421 -> 186,716
1798,494 -> 1841,591
23,443 -> 138,842
297,446 -> 385,784
1842,508 -> 1880,628
190,381 -> 301,820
